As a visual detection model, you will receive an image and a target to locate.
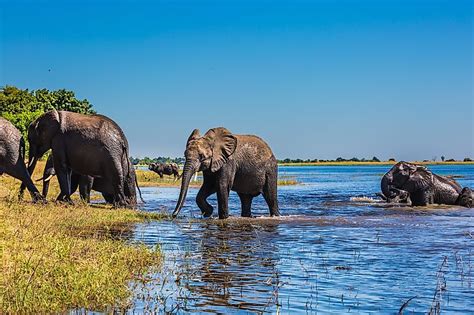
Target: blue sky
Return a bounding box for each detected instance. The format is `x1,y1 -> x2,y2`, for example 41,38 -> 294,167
1,0 -> 472,160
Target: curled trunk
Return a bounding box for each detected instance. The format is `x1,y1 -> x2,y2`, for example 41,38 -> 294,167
381,172 -> 392,198
172,161 -> 196,218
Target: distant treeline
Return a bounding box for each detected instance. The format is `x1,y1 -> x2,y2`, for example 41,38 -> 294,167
277,156 -> 472,163
279,156 -> 382,163
132,156 -> 473,165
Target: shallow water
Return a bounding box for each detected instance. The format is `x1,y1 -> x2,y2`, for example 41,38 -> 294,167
131,165 -> 474,313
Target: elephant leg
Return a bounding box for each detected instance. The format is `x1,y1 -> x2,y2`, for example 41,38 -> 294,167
410,190 -> 430,206
79,176 -> 93,203
216,181 -> 231,219
70,173 -> 81,196
263,172 -> 280,216
54,164 -> 72,203
42,179 -> 50,199
238,193 -> 253,217
102,193 -> 115,204
56,170 -> 72,203
8,161 -> 42,202
196,182 -> 216,217
110,164 -> 126,207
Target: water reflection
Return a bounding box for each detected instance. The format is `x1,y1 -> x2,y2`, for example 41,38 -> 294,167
130,165 -> 474,313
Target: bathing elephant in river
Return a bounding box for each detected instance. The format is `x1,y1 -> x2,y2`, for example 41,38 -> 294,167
0,117 -> 43,201
172,127 -> 280,219
21,110 -> 137,207
38,154 -> 115,203
381,161 -> 472,207
149,162 -> 180,180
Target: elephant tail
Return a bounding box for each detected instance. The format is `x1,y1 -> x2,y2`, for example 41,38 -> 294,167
135,174 -> 145,203
18,138 -> 27,197
20,137 -> 26,163
122,143 -> 145,203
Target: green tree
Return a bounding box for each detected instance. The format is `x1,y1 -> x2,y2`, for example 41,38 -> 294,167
0,85 -> 95,140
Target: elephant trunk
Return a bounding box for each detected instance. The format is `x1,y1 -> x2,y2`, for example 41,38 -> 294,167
172,160 -> 198,218
42,178 -> 51,198
27,146 -> 38,175
381,172 -> 393,198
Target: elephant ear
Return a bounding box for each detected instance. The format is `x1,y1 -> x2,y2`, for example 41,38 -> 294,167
186,129 -> 201,146
409,168 -> 432,191
36,110 -> 60,147
205,127 -> 237,172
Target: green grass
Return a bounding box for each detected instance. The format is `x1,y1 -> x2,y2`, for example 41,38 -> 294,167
136,169 -> 299,187
0,177 -> 164,313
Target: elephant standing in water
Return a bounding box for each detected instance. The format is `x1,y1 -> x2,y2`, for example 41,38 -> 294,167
381,161 -> 472,207
149,162 -> 180,180
23,110 -> 137,207
173,127 -> 280,219
38,155 -> 115,203
0,117 -> 43,201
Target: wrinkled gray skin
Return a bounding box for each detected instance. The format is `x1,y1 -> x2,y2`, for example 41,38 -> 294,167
39,155 -> 115,203
381,161 -> 473,207
0,117 -> 43,201
23,110 -> 137,207
173,127 -> 280,219
149,162 -> 180,180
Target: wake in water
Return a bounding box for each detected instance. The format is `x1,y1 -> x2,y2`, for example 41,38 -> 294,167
349,196 -> 383,203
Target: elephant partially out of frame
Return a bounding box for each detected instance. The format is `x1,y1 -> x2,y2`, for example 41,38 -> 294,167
0,117 -> 43,201
380,161 -> 472,207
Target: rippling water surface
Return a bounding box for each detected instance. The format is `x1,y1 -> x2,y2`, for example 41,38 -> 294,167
131,165 -> 474,313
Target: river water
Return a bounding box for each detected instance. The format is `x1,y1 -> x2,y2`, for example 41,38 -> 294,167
130,165 -> 474,313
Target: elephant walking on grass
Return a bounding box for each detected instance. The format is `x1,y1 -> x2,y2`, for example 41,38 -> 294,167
0,117 -> 43,201
149,162 -> 180,180
173,127 -> 280,219
23,110 -> 137,207
380,161 -> 472,207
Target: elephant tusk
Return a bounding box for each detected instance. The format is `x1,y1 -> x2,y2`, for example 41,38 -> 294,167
43,174 -> 54,182
28,157 -> 36,168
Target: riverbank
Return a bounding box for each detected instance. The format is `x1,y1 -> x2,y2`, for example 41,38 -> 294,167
0,170 -> 165,313
0,198 -> 164,313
